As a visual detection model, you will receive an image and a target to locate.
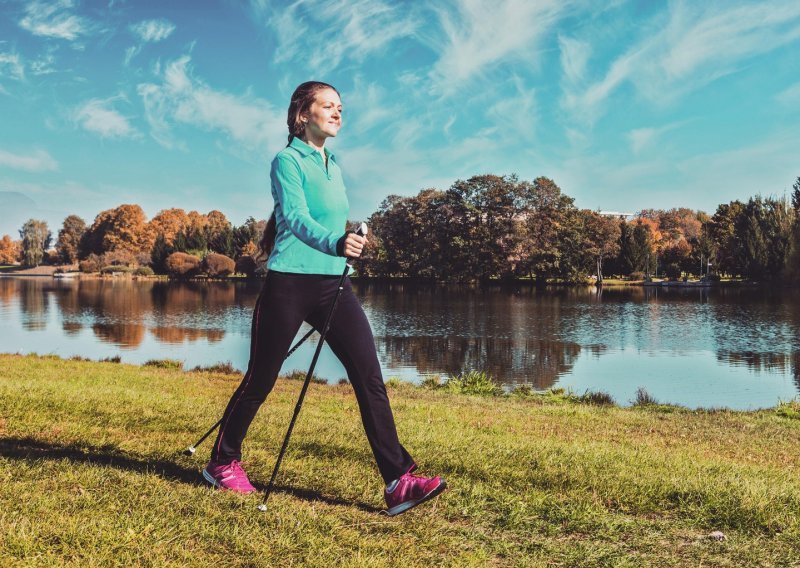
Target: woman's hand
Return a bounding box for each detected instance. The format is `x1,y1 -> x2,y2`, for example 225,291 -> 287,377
343,232 -> 367,258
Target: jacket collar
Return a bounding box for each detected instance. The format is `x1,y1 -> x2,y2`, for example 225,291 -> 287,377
290,136 -> 336,162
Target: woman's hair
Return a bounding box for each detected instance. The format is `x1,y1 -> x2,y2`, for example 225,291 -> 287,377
286,80 -> 341,145
260,81 -> 341,261
256,212 -> 277,262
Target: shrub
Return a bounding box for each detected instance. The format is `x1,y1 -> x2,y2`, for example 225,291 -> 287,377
165,252 -> 201,278
100,355 -> 121,363
143,359 -> 184,370
191,361 -> 239,375
628,271 -> 645,281
79,253 -> 102,273
103,249 -> 137,268
100,265 -> 133,274
575,390 -> 615,406
511,384 -> 535,398
203,253 -> 235,277
664,263 -> 682,280
633,387 -> 658,406
420,375 -> 443,389
775,399 -> 800,420
134,266 -> 154,276
284,369 -> 325,384
444,370 -> 502,396
235,255 -> 257,277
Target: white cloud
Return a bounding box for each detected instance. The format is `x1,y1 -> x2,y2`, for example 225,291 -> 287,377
486,75 -> 537,143
0,53 -> 25,80
776,82 -> 800,106
123,45 -> 140,66
30,52 -> 56,75
0,149 -> 58,172
260,0 -> 419,71
19,0 -> 91,41
137,55 -> 284,153
129,19 -> 175,43
428,0 -> 571,95
73,97 -> 138,139
563,1 -> 800,123
627,121 -> 685,155
558,35 -> 590,84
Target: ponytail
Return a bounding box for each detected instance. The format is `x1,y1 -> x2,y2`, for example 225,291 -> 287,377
257,212 -> 277,261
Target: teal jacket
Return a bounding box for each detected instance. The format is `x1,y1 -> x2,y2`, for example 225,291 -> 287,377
267,137 -> 349,275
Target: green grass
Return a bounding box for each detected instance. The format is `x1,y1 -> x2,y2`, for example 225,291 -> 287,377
2,353 -> 800,566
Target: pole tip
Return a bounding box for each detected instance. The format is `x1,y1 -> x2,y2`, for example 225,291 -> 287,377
257,503 -> 267,512
183,446 -> 196,456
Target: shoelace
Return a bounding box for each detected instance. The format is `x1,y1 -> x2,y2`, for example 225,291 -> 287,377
226,460 -> 245,476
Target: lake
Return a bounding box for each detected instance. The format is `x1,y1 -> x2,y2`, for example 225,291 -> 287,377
1,276 -> 799,410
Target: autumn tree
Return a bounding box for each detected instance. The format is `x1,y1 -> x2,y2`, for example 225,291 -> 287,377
0,235 -> 20,264
81,204 -> 154,257
148,208 -> 190,246
19,219 -> 52,267
56,215 -> 86,264
581,212 -> 621,282
206,210 -> 234,257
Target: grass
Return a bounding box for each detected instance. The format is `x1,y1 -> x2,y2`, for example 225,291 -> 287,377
2,353 -> 800,566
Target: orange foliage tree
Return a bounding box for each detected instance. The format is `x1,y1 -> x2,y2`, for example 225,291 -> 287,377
0,235 -> 20,264
148,208 -> 189,246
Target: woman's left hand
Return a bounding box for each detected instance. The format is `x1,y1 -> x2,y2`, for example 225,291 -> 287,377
343,232 -> 367,258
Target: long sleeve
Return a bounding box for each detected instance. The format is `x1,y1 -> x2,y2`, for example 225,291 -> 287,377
271,154 -> 342,257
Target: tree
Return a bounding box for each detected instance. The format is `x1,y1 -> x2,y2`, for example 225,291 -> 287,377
206,210 -> 234,257
519,177 -> 576,284
148,208 -> 189,246
56,215 -> 86,264
19,219 -> 51,267
150,233 -> 174,274
81,204 -> 154,257
0,235 -> 20,264
581,212 -> 621,282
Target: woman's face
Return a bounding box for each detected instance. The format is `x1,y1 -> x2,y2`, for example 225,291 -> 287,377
302,88 -> 342,140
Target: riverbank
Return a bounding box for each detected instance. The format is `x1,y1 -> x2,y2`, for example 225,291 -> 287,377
1,354 -> 799,565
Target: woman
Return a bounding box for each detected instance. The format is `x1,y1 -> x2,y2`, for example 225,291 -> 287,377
204,81 -> 446,516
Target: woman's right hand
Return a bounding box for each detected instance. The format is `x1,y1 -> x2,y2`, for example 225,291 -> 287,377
343,232 -> 367,258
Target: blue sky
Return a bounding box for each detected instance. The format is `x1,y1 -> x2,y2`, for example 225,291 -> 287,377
1,0 -> 799,238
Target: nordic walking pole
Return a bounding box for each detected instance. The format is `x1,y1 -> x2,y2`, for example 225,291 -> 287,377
257,222 -> 367,512
182,320 -> 317,455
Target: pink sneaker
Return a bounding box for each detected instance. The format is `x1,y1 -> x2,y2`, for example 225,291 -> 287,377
383,466 -> 447,516
202,459 -> 256,494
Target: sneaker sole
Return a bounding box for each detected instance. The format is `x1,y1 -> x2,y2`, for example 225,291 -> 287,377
202,468 -> 256,494
382,480 -> 447,517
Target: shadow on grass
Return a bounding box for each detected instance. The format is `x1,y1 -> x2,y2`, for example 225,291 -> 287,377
0,436 -> 381,513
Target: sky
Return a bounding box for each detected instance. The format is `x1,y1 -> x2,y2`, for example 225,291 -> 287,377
1,0 -> 799,238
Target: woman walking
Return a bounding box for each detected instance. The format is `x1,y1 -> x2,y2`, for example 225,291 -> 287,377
203,81 -> 446,516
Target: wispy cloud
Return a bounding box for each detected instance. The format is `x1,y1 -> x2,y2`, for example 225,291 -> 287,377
558,34 -> 590,85
19,0 -> 93,41
0,148 -> 58,172
137,55 -> 284,153
627,121 -> 685,155
0,52 -> 25,80
73,97 -> 138,139
427,0 -> 571,96
563,1 -> 800,123
130,19 -> 175,42
776,81 -> 800,107
257,0 -> 419,71
125,18 -> 175,65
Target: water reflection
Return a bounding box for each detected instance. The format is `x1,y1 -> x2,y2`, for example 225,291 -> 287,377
377,336 -> 584,389
1,277 -> 800,408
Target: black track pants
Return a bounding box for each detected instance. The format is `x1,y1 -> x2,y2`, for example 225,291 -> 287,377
211,270 -> 415,484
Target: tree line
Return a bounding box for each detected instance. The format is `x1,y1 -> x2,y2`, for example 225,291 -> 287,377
2,174 -> 799,282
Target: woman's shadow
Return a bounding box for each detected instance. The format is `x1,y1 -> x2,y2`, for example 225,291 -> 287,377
0,435 -> 382,513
